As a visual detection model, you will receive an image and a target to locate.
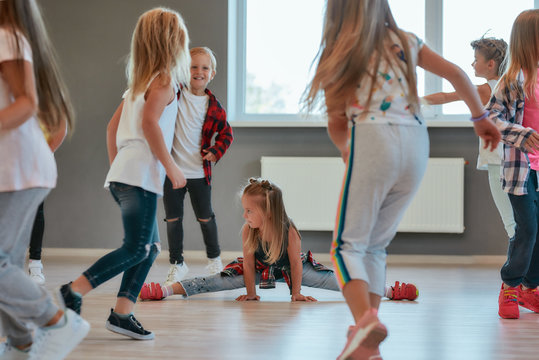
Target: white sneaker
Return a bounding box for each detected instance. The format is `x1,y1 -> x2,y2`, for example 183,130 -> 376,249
28,260 -> 45,285
163,262 -> 189,286
0,342 -> 30,360
29,308 -> 90,360
206,256 -> 223,275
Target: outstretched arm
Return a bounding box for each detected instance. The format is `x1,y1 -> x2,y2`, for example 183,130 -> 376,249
418,45 -> 500,151
423,83 -> 492,106
236,224 -> 260,301
288,227 -> 317,302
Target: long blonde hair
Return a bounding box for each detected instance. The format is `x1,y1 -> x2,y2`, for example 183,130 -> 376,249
127,8 -> 190,97
0,0 -> 74,135
242,178 -> 293,265
497,9 -> 539,101
304,0 -> 418,118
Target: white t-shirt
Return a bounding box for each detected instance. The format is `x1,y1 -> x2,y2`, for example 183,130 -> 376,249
0,28 -> 56,191
104,77 -> 178,196
172,89 -> 208,178
347,30 -> 424,126
477,79 -> 503,170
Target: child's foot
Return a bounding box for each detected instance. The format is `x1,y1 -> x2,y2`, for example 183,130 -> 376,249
56,282 -> 83,315
206,256 -> 223,275
105,308 -> 154,340
164,262 -> 188,286
337,308 -> 387,360
140,282 -> 165,301
28,259 -> 45,285
29,309 -> 90,360
0,341 -> 30,359
498,283 -> 519,319
518,285 -> 539,312
387,281 -> 418,301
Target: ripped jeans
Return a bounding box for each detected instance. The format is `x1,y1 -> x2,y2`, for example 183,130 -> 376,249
83,182 -> 160,303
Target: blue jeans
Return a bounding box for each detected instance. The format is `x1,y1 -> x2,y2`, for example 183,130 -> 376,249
180,262 -> 340,297
83,182 -> 160,302
503,170 -> 539,288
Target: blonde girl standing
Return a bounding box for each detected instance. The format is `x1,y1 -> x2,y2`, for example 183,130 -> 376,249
486,9 -> 539,320
140,178 -> 340,302
0,0 -> 89,358
57,7 -> 190,340
305,0 -> 501,359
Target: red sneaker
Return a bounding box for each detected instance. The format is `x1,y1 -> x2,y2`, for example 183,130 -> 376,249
389,281 -> 418,301
518,285 -> 539,312
337,308 -> 387,360
498,284 -> 519,319
139,282 -> 164,301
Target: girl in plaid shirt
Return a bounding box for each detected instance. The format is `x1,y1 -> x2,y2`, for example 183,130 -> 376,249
486,9 -> 539,320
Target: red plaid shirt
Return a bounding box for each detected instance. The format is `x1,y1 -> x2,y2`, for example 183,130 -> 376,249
179,87 -> 233,184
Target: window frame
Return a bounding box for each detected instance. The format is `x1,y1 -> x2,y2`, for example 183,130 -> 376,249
228,0 -> 539,128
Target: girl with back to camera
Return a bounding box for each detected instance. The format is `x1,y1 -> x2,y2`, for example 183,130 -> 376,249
485,9 -> 539,320
305,0 -> 501,359
0,0 -> 89,358
56,7 -> 190,340
140,178 -> 340,302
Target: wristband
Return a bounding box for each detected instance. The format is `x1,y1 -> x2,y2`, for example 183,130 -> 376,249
470,111 -> 489,122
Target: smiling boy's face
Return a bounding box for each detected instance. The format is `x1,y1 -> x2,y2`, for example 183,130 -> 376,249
189,53 -> 215,95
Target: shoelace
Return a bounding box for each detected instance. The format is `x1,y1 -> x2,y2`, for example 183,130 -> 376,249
503,288 -> 518,302
129,315 -> 145,331
165,266 -> 178,283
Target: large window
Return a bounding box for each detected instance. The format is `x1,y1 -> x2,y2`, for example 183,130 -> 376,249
229,0 -> 538,126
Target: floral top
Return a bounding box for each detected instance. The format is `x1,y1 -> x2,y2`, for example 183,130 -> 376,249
347,30 -> 424,126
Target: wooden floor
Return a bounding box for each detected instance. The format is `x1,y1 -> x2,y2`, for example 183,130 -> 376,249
22,255 -> 539,360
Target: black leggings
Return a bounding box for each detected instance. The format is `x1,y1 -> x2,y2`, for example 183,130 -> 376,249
29,201 -> 45,260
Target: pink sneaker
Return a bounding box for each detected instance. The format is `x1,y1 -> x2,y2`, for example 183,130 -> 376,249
518,285 -> 539,312
337,308 -> 387,360
388,281 -> 418,301
139,282 -> 164,301
498,283 -> 519,319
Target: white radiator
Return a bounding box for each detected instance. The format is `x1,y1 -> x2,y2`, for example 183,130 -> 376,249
260,156 -> 465,233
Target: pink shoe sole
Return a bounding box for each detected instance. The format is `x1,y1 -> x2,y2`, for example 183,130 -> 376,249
337,322 -> 387,360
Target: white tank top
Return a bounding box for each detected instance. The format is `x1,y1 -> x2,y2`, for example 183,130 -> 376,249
105,76 -> 178,196
477,79 -> 503,170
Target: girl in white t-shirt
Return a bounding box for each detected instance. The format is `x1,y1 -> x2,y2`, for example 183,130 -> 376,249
57,7 -> 190,341
304,0 -> 501,358
0,0 -> 89,358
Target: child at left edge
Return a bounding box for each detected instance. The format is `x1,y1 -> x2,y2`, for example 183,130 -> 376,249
162,46 -> 233,286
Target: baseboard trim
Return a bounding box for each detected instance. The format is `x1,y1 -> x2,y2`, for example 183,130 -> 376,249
41,248 -> 506,266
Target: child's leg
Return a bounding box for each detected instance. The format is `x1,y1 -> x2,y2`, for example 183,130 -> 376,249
116,223 -> 161,309
0,189 -> 58,346
163,176 -> 187,265
331,124 -> 428,321
503,174 -> 539,287
188,178 -> 220,260
73,183 -> 158,294
300,262 -> 340,291
487,164 -> 516,239
28,201 -> 45,261
178,272 -> 260,297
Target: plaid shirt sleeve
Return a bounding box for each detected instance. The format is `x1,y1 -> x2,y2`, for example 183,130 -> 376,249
486,75 -> 535,195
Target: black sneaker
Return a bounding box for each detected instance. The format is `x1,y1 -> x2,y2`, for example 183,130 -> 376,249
56,282 -> 82,315
105,308 -> 154,340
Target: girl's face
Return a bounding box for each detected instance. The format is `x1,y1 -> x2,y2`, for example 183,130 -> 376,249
241,195 -> 266,229
190,53 -> 215,95
471,50 -> 491,78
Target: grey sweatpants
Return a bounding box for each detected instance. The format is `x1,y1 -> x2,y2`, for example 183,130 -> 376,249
0,188 -> 58,346
331,123 -> 429,296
